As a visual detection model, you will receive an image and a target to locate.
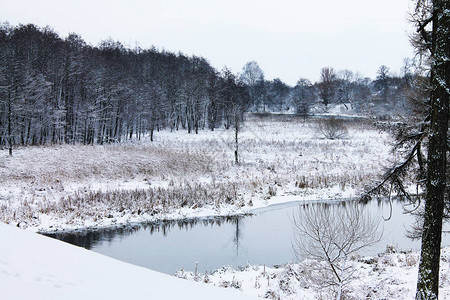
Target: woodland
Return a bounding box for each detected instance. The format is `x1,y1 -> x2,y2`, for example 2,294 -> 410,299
0,23 -> 418,152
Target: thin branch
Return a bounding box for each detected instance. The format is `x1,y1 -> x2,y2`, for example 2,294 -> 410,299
363,138 -> 422,200
416,17 -> 433,52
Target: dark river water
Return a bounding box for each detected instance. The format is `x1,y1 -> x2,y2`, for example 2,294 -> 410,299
46,199 -> 450,275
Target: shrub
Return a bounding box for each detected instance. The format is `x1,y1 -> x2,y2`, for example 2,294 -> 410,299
317,117 -> 348,139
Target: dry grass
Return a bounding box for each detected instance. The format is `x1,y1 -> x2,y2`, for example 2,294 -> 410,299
0,114 -> 395,230
1,144 -> 224,185
0,181 -> 244,228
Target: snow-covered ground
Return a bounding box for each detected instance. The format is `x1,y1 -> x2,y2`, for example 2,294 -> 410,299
1,114 -> 447,300
3,219 -> 447,300
176,246 -> 450,300
0,115 -> 395,232
0,222 -> 255,299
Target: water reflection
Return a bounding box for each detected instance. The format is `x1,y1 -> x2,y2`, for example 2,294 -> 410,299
46,215 -> 246,251
232,218 -> 242,256
44,199 -> 449,275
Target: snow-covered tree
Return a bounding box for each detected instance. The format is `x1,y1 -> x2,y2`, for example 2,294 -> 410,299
293,78 -> 315,116
411,1 -> 449,299
318,67 -> 337,108
363,1 -> 448,299
240,61 -> 264,111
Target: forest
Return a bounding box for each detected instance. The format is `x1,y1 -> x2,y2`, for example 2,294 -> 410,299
0,23 -> 419,151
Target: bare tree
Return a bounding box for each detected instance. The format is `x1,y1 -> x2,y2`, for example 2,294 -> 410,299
293,78 -> 315,118
317,117 -> 348,140
240,61 -> 264,110
292,202 -> 381,299
221,67 -> 249,164
318,67 -> 337,108
231,102 -> 243,165
336,69 -> 355,109
374,65 -> 391,102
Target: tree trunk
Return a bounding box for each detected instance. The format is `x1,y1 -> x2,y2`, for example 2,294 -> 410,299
415,1 -> 449,298
234,116 -> 239,165
7,89 -> 13,156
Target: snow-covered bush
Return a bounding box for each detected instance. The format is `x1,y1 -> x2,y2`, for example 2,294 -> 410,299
317,117 -> 348,139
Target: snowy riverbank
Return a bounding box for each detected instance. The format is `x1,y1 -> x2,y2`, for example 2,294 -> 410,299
176,246 -> 450,300
0,116 -> 394,232
2,220 -> 449,300
0,222 -> 255,300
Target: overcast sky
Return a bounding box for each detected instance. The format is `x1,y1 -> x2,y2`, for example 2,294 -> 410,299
1,0 -> 415,85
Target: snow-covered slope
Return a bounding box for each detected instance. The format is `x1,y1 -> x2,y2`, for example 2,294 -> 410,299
0,222 -> 255,300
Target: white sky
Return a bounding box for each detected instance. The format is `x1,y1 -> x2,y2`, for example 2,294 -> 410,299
1,0 -> 415,85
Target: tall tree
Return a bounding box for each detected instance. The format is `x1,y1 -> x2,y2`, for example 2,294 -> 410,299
362,1 -> 448,298
318,67 -> 337,108
266,78 -> 290,111
374,65 -> 391,102
412,0 -> 449,299
336,69 -> 355,109
221,67 -> 249,163
293,78 -> 315,117
240,61 -> 264,111
0,24 -> 14,155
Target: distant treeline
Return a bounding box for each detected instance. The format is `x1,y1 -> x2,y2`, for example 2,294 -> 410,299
0,23 -> 421,148
0,23 -> 249,147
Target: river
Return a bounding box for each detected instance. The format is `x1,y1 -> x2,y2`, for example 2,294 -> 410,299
46,199 -> 450,274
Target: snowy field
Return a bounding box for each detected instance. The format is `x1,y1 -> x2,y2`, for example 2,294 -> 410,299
0,114 -> 395,232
